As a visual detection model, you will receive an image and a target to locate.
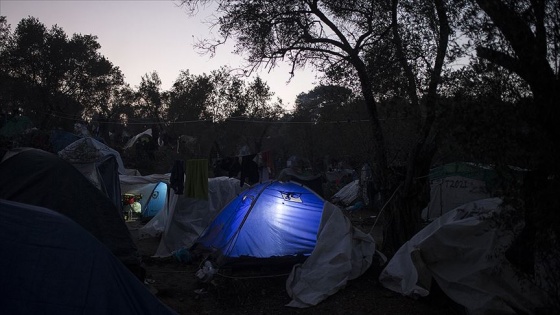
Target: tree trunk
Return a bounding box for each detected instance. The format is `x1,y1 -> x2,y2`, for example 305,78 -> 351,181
354,60 -> 390,206
380,0 -> 449,255
382,138 -> 436,256
475,2 -> 560,305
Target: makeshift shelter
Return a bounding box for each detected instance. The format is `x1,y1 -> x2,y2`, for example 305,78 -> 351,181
0,148 -> 142,273
137,176 -> 249,258
58,136 -> 134,175
191,180 -> 376,307
285,201 -> 376,308
422,162 -> 498,221
124,129 -> 153,150
0,199 -> 176,315
379,198 -> 546,314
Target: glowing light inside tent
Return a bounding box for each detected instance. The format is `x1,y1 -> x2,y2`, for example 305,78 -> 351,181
281,192 -> 302,203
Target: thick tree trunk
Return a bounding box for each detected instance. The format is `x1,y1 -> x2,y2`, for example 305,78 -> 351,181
382,138 -> 436,255
380,0 -> 449,255
475,2 -> 560,306
354,58 -> 390,206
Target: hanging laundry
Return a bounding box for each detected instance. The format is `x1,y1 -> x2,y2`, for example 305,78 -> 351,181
184,159 -> 208,200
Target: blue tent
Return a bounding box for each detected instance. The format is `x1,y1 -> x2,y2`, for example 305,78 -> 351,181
143,181 -> 167,218
192,181 -> 325,266
121,181 -> 168,219
0,149 -> 140,271
0,199 -> 176,315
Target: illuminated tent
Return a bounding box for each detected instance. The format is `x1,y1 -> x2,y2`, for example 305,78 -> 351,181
121,180 -> 168,219
191,180 -> 376,308
192,180 -> 326,266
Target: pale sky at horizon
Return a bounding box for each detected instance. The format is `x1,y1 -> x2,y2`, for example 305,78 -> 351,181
1,0 -> 319,111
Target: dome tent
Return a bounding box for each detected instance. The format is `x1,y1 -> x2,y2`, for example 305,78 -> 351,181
0,199 -> 176,315
192,180 -> 325,267
422,162 -> 499,221
0,148 -> 141,272
191,180 -> 377,308
121,180 -> 168,219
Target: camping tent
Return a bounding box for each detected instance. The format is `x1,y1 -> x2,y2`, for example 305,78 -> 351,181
121,180 -> 168,219
58,136 -> 135,175
379,198 -> 546,314
72,154 -> 123,208
124,129 -> 152,150
192,180 -> 326,266
0,148 -> 142,273
0,199 -> 176,315
57,137 -> 140,207
422,162 -> 498,221
191,180 -> 376,308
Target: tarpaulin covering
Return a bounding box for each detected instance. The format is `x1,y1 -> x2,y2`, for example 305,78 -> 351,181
379,198 -> 547,314
286,202 -> 375,307
133,176 -> 247,257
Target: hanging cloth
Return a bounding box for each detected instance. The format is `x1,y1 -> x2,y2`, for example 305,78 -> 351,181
240,154 -> 259,186
169,159 -> 185,194
184,159 -> 208,200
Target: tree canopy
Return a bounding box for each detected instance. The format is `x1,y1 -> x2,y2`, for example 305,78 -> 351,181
0,17 -> 124,130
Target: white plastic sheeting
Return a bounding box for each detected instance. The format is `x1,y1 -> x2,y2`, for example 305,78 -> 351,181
124,129 -> 152,150
421,175 -> 491,221
135,176 -> 248,257
331,179 -> 359,206
58,137 -> 133,174
379,198 -> 547,314
286,202 -> 376,308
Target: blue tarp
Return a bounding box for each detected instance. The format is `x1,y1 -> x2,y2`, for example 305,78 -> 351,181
50,129 -> 81,152
193,181 -> 325,266
0,199 -> 176,315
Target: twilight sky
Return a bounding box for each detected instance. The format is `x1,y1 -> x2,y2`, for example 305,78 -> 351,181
1,0 -> 318,110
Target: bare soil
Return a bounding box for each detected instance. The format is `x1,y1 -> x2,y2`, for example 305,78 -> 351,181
126,209 -> 463,315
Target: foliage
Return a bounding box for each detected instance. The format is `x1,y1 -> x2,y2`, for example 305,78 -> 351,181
292,85 -> 353,122
288,85 -> 372,166
0,17 -> 124,130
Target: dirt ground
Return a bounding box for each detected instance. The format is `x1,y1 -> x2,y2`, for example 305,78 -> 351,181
126,208 -> 463,315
